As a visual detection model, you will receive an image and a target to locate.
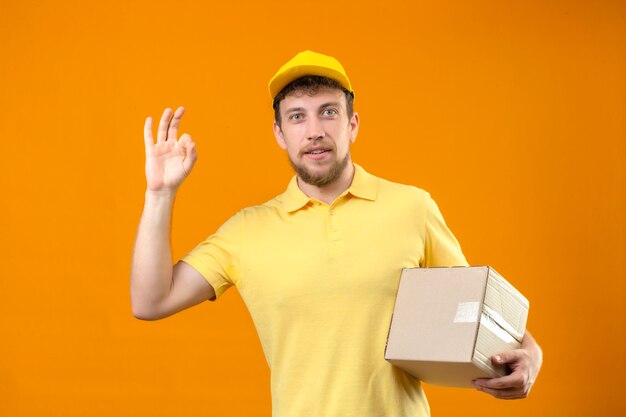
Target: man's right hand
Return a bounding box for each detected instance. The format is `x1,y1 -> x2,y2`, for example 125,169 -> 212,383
144,107 -> 197,192
132,106 -> 215,320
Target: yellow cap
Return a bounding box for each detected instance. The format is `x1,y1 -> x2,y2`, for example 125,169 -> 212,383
268,50 -> 354,100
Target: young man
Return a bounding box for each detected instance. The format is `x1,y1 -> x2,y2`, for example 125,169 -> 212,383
131,51 -> 542,416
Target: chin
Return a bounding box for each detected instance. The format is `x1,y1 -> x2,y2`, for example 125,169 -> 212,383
290,154 -> 350,187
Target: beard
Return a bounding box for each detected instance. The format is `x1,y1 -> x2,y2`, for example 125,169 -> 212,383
288,151 -> 351,187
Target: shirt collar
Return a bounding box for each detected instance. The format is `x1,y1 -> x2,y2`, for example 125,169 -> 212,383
282,163 -> 379,213
349,163 -> 379,201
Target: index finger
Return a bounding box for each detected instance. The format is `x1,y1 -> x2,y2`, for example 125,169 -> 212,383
474,370 -> 525,390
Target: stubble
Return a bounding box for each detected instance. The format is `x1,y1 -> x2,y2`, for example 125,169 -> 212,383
288,151 -> 351,187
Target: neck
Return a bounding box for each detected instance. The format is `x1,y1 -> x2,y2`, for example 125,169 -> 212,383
297,162 -> 356,205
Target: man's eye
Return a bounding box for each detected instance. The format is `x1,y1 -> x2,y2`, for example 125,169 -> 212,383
322,109 -> 337,116
289,114 -> 303,121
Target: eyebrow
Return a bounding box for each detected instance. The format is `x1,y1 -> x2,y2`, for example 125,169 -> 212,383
285,107 -> 306,114
284,102 -> 343,114
319,101 -> 342,110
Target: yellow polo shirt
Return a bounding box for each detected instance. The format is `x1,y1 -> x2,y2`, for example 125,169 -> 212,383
181,164 -> 468,417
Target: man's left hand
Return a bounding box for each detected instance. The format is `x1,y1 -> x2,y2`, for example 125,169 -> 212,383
471,330 -> 543,400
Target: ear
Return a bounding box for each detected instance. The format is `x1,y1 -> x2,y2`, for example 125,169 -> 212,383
349,112 -> 360,145
273,121 -> 287,150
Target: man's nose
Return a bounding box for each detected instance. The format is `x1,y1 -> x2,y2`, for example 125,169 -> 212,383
306,117 -> 325,140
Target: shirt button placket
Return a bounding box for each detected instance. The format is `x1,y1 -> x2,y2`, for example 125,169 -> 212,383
327,206 -> 344,256
329,209 -> 339,234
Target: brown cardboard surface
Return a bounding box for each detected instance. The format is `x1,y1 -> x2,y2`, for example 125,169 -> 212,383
384,266 -> 529,388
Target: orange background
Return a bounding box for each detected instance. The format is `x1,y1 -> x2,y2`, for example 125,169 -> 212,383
1,0 -> 624,416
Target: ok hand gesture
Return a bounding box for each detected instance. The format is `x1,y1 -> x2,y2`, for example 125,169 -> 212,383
144,107 -> 197,193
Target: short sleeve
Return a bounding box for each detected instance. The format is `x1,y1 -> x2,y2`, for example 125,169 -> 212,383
180,211 -> 243,300
423,194 -> 469,267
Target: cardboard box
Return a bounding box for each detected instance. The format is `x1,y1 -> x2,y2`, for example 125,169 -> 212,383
384,266 -> 529,388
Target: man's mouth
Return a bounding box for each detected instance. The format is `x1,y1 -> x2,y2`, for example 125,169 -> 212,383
304,145 -> 332,155
303,147 -> 332,160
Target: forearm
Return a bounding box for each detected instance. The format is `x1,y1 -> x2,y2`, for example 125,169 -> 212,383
130,189 -> 177,318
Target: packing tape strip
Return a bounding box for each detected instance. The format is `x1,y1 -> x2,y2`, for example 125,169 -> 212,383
480,312 -> 519,344
482,305 -> 525,342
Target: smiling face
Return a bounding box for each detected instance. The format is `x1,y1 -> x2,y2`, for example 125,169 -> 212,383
273,87 -> 359,188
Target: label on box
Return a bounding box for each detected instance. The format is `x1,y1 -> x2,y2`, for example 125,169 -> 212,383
453,302 -> 480,323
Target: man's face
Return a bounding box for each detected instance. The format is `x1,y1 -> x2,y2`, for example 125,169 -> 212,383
273,88 -> 359,187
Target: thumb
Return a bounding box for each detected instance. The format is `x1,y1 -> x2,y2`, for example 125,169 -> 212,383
492,350 -> 519,365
